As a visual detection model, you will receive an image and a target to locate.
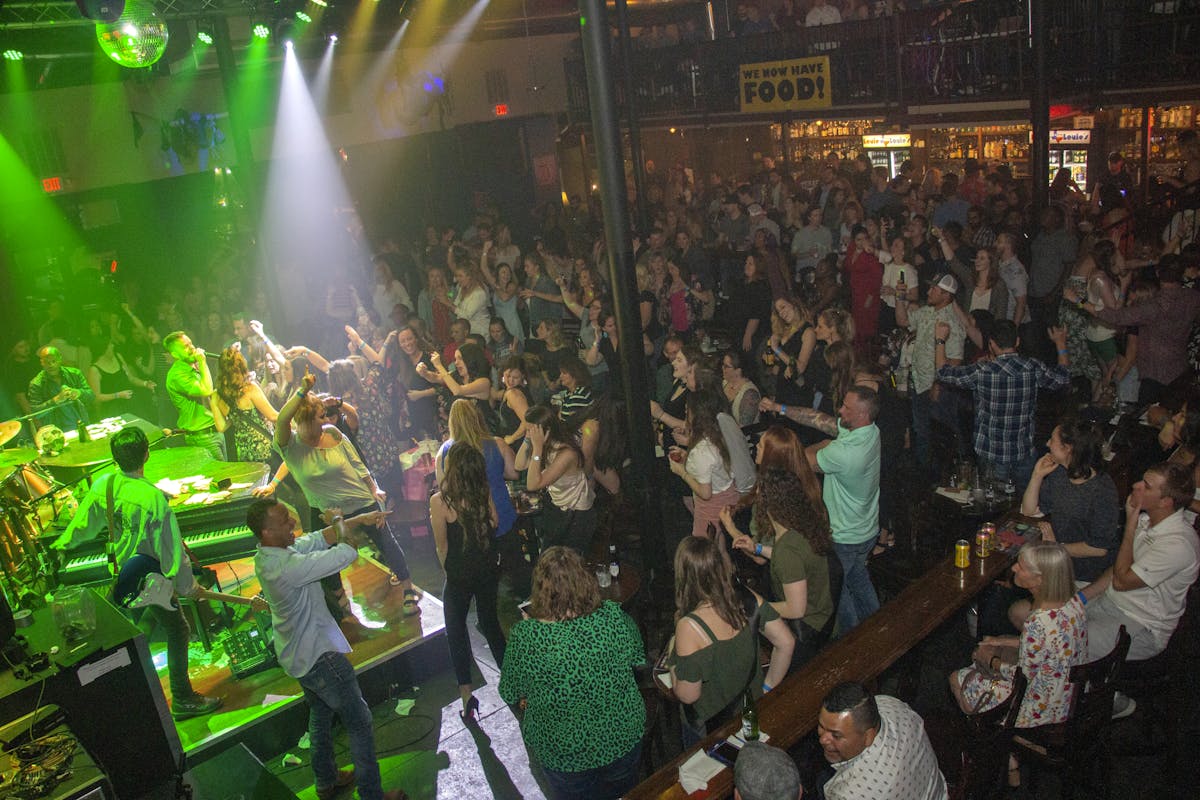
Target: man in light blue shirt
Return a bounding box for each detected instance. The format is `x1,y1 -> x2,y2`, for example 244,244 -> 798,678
249,499 -> 405,800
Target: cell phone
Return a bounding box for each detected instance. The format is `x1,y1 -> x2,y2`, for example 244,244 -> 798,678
898,269 -> 906,285
707,741 -> 741,767
517,599 -> 532,617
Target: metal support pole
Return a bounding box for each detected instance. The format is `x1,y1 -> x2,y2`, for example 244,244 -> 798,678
578,0 -> 662,569
1030,0 -> 1049,218
614,0 -> 648,235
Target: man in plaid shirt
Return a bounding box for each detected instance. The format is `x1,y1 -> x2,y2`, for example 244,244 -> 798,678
935,320 -> 1070,488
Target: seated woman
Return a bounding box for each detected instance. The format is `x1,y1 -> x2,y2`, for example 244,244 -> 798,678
666,537 -> 795,748
515,405 -> 596,554
498,547 -> 645,800
950,541 -> 1087,786
492,355 -> 533,448
1020,420 -> 1120,586
723,468 -> 835,669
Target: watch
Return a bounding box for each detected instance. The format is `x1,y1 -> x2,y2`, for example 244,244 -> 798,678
935,338 -> 947,346
532,455 -> 541,463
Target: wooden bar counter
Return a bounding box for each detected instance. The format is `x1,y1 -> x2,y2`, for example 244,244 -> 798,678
627,545 -> 1017,799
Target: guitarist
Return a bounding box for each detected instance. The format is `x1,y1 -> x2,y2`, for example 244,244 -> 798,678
53,425 -> 266,720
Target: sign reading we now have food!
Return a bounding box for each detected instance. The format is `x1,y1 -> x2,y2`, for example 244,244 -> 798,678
739,56 -> 832,112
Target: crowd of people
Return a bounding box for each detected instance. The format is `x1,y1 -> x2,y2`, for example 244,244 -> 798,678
11,132 -> 1200,798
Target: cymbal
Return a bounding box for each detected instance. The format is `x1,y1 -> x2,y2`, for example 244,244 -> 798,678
0,420 -> 20,447
0,448 -> 39,468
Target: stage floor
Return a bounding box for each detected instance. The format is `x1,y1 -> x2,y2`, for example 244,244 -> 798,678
150,553 -> 445,756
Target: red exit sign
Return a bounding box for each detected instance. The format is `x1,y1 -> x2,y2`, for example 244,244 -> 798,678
494,104 -> 509,117
42,176 -> 62,193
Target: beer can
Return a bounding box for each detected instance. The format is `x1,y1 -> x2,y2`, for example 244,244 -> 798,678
955,539 -> 970,569
975,530 -> 989,558
982,522 -> 997,552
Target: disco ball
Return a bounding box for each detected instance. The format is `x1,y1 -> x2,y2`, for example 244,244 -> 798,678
95,0 -> 169,69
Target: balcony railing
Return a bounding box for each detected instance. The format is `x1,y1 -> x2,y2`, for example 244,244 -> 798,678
565,0 -> 1200,124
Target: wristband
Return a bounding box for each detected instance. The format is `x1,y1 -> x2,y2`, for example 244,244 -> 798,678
1076,590 -> 1088,606
755,543 -> 763,556
1057,348 -> 1069,356
270,476 -> 281,486
779,404 -> 787,415
762,682 -> 773,693
296,389 -> 308,399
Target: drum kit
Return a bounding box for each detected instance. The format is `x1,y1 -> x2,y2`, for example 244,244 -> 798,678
0,420 -> 79,594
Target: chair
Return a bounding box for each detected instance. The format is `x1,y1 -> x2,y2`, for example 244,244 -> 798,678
1011,626 -> 1131,800
929,668 -> 1028,800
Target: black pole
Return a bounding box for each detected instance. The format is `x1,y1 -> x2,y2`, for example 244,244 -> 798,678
578,0 -> 662,569
1030,0 -> 1049,218
614,0 -> 649,235
212,16 -> 255,196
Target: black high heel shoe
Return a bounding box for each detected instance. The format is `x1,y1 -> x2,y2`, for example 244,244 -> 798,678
459,695 -> 480,723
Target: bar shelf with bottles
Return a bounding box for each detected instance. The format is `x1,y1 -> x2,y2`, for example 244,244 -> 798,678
1148,104 -> 1196,180
921,123 -> 1032,179
770,119 -> 885,165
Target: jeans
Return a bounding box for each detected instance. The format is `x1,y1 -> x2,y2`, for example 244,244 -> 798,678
978,453 -> 1037,496
131,602 -> 193,698
442,571 -> 506,687
910,388 -> 959,478
184,429 -> 226,461
833,538 -> 880,634
542,741 -> 642,800
298,652 -> 383,800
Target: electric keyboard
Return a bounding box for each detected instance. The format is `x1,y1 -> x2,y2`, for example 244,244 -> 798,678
58,525 -> 257,585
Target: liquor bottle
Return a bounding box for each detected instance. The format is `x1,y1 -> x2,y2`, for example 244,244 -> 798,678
76,419 -> 91,443
608,544 -> 619,579
740,686 -> 760,741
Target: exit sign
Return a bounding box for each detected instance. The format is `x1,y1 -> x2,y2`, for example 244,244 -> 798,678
42,176 -> 62,193
494,104 -> 509,117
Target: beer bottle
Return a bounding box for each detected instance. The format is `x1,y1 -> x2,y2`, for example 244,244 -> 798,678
740,686 -> 760,741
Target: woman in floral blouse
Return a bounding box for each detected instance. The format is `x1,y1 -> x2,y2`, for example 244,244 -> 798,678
950,540 -> 1087,785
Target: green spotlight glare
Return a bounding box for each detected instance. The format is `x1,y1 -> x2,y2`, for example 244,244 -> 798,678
2,50 -> 23,61
310,0 -> 327,7
252,23 -> 270,39
197,31 -> 213,44
295,11 -> 311,22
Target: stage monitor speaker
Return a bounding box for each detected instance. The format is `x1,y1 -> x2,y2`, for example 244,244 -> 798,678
74,0 -> 125,22
187,743 -> 297,800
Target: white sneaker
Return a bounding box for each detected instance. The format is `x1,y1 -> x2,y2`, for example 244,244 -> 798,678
1111,691 -> 1136,720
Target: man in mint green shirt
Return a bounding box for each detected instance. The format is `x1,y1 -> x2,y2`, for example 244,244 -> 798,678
761,385 -> 882,634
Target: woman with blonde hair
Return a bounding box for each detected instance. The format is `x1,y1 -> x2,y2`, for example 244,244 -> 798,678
499,546 -> 645,799
950,540 -> 1087,785
435,399 -> 518,541
763,295 -> 817,410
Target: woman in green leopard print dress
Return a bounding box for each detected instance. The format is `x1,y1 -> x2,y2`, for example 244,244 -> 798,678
499,546 -> 645,799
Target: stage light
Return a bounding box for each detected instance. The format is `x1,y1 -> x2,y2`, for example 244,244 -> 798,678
285,39 -> 294,50
329,34 -> 338,43
197,31 -> 213,44
295,11 -> 311,22
253,23 -> 271,39
2,50 -> 23,62
310,0 -> 327,6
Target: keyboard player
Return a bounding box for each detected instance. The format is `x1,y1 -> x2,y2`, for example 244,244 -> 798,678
52,425 -> 267,720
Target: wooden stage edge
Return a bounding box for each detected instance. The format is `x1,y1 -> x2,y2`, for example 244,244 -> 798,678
161,552 -> 446,762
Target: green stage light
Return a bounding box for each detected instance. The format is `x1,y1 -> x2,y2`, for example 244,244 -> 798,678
252,23 -> 270,39
2,50 -> 23,61
310,0 -> 328,7
197,31 -> 213,44
296,11 -> 311,22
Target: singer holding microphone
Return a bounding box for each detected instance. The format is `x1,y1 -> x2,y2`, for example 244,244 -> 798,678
164,331 -> 226,460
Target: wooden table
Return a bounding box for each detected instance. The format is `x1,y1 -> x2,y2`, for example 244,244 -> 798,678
626,546 -> 1017,800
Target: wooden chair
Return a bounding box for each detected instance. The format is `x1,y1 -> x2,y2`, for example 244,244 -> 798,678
1011,626 -> 1131,800
930,668 -> 1028,800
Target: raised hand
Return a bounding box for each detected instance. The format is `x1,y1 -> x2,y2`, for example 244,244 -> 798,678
934,320 -> 951,341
